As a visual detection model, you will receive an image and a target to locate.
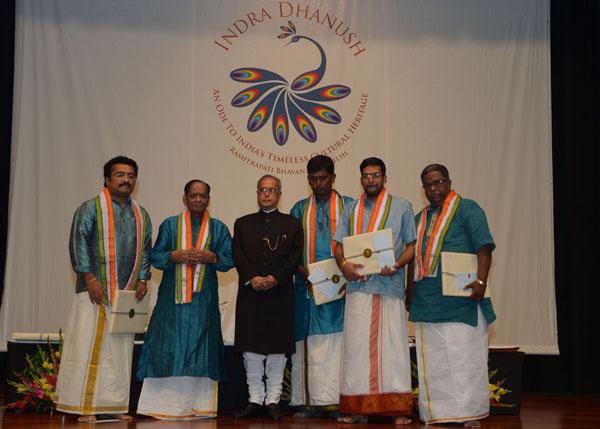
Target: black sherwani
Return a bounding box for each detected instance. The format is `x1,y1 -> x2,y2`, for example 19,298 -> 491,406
232,209 -> 303,355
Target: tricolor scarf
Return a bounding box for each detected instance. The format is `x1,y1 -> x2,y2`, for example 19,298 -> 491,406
414,190 -> 461,280
301,190 -> 346,266
175,209 -> 211,304
95,188 -> 147,306
349,188 -> 392,281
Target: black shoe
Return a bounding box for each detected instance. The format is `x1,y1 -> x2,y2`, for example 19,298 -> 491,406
266,403 -> 282,421
233,402 -> 263,419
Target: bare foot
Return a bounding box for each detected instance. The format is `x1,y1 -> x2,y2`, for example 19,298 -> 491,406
111,414 -> 132,421
77,415 -> 97,423
394,416 -> 412,425
464,420 -> 482,428
337,414 -> 368,424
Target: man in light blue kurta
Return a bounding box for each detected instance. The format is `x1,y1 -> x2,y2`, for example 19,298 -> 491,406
136,180 -> 234,419
332,157 -> 416,425
289,155 -> 353,417
408,164 -> 495,427
56,156 -> 152,422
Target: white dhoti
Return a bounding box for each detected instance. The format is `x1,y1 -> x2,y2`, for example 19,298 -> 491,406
339,291 -> 412,415
290,331 -> 342,410
415,306 -> 490,424
55,293 -> 134,415
137,376 -> 218,419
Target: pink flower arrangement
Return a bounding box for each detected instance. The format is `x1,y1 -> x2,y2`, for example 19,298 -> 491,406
3,333 -> 63,413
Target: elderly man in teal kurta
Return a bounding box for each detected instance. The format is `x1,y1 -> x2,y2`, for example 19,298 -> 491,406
55,156 -> 152,423
136,180 -> 234,419
407,164 -> 496,428
289,155 -> 353,418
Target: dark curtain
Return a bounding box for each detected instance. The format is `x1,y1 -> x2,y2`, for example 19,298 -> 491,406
0,0 -> 15,314
0,0 -> 598,393
522,0 -> 598,394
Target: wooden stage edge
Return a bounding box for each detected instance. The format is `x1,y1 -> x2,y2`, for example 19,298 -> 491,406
1,392 -> 599,428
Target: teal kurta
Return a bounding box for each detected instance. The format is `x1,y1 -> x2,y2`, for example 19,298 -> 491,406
136,214 -> 234,382
408,198 -> 496,326
69,196 -> 153,292
291,194 -> 354,342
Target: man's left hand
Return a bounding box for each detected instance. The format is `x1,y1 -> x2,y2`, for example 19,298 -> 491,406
135,281 -> 148,302
263,275 -> 279,290
379,265 -> 398,277
195,249 -> 217,264
464,281 -> 486,301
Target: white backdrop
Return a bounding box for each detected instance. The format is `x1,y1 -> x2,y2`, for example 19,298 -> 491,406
1,0 -> 556,354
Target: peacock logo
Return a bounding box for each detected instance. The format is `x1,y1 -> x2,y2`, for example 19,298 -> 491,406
229,21 -> 351,146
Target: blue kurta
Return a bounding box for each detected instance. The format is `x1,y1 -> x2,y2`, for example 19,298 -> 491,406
408,198 -> 496,326
291,194 -> 354,342
69,196 -> 153,293
332,195 -> 417,299
136,214 -> 234,382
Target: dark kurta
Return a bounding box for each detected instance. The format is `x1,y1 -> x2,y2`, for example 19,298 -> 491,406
232,210 -> 303,355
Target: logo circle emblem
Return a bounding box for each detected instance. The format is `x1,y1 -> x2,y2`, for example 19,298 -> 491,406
332,274 -> 340,284
363,248 -> 373,258
128,309 -> 135,319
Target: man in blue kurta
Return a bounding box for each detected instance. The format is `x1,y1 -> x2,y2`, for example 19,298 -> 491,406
407,164 -> 496,428
136,180 -> 234,419
55,156 -> 152,423
289,155 -> 353,418
332,157 -> 416,425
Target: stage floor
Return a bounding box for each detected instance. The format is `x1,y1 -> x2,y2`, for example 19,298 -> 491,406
1,391 -> 599,428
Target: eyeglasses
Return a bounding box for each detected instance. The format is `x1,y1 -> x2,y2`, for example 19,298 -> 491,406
361,173 -> 383,180
422,179 -> 449,189
257,187 -> 279,195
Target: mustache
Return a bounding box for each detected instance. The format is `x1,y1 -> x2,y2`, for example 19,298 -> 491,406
119,183 -> 132,188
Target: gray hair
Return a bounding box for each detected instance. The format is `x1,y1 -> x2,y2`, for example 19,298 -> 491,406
257,174 -> 282,191
420,164 -> 449,182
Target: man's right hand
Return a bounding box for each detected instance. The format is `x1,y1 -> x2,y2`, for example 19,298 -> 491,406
250,276 -> 267,291
340,261 -> 364,282
297,265 -> 313,291
87,279 -> 107,305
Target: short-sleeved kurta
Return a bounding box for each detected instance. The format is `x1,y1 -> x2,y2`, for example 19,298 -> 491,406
332,195 -> 417,299
408,198 -> 496,326
290,194 -> 354,341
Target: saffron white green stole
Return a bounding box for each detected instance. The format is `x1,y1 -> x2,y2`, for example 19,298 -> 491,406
95,188 -> 146,306
414,190 -> 461,280
301,190 -> 345,266
175,209 -> 211,304
349,188 -> 392,281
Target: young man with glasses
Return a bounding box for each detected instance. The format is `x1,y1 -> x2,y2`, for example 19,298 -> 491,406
332,157 -> 416,425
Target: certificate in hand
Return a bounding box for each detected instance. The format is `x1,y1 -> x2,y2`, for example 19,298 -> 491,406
107,290 -> 150,334
342,229 -> 395,277
307,258 -> 346,305
441,251 -> 490,298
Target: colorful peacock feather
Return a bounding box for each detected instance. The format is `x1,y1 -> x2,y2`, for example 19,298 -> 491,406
230,21 -> 351,145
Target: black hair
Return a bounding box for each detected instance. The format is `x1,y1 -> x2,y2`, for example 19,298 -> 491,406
359,157 -> 386,176
307,155 -> 335,174
184,179 -> 211,196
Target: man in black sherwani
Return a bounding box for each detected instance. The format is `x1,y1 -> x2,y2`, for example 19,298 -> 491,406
232,174 -> 303,421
